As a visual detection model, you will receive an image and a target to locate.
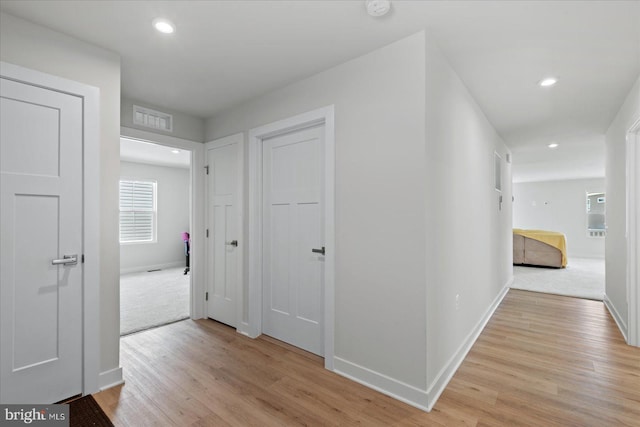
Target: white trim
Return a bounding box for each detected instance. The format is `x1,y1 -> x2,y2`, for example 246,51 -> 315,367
248,130 -> 262,339
333,357 -> 429,412
248,106 -> 336,370
626,117 -> 640,346
334,280 -> 511,412
98,367 -> 124,391
426,281 -> 511,410
204,133 -> 245,333
0,61 -> 101,396
604,294 -> 628,342
120,126 -> 206,320
120,261 -> 184,275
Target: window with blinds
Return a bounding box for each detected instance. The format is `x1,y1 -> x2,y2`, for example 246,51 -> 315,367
119,180 -> 157,243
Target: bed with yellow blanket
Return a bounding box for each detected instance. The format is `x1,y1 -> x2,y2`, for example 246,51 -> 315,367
513,229 -> 567,268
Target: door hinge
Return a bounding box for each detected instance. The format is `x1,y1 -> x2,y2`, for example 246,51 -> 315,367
206,229 -> 209,238
205,292 -> 209,301
204,165 -> 209,175
81,254 -> 85,263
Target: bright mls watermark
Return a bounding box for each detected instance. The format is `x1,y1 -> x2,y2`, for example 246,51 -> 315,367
1,405 -> 68,426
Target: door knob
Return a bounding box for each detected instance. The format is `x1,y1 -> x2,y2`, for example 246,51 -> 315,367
226,240 -> 238,247
51,254 -> 78,266
311,247 -> 325,255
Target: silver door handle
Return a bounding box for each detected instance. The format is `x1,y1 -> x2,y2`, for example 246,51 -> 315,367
52,254 -> 78,265
226,240 -> 238,247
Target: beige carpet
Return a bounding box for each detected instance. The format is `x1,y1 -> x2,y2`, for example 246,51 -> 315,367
511,257 -> 605,301
120,267 -> 190,335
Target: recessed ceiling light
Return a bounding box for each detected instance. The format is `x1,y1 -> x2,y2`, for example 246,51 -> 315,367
171,149 -> 180,154
366,0 -> 391,17
153,18 -> 175,34
539,77 -> 558,87
548,143 -> 559,149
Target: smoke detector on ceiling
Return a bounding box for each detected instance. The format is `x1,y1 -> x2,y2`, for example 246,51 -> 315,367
366,0 -> 391,17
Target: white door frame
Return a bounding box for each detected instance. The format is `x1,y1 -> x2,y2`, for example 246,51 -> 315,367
120,127 -> 206,319
0,61 -> 101,396
627,117 -> 640,347
204,133 -> 244,331
248,106 -> 335,370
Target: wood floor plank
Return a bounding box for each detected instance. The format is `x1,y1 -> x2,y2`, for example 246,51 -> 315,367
93,289 -> 640,426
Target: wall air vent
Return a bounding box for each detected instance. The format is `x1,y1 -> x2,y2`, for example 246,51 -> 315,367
133,105 -> 173,132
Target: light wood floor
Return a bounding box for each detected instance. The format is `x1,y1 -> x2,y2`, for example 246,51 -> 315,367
94,290 -> 640,426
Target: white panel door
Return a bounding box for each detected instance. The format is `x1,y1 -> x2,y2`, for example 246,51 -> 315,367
262,125 -> 324,356
206,140 -> 239,327
0,78 -> 83,403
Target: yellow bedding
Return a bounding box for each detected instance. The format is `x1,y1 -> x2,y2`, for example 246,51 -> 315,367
513,229 -> 567,267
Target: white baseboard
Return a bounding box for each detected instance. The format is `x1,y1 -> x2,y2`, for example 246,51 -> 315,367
120,261 -> 184,275
236,321 -> 251,337
604,294 -> 628,342
98,367 -> 124,391
426,279 -> 511,410
333,357 -> 429,411
332,279 -> 512,413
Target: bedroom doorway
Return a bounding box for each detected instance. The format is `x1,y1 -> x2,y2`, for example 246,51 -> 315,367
119,137 -> 192,335
511,182 -> 605,301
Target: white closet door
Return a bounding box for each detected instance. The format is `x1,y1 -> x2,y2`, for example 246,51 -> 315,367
1,77 -> 83,403
262,125 -> 325,356
206,137 -> 240,327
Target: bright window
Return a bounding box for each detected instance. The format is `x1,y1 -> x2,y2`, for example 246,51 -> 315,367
119,179 -> 157,243
586,192 -> 606,237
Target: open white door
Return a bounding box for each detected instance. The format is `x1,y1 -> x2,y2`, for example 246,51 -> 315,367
0,77 -> 83,403
205,134 -> 243,328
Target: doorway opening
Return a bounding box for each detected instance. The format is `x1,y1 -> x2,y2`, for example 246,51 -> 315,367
511,180 -> 606,301
119,137 -> 192,335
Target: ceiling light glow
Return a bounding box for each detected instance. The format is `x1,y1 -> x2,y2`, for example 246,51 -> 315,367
539,77 -> 558,87
548,143 -> 559,149
153,18 -> 175,34
171,149 -> 180,154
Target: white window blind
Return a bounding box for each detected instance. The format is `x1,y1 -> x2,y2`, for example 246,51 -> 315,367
119,180 -> 156,243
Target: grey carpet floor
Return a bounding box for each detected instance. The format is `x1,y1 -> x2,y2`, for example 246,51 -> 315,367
511,257 -> 605,301
120,267 -> 190,335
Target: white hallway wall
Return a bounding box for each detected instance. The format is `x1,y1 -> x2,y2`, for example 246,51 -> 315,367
120,161 -> 190,274
0,12 -> 122,385
606,75 -> 640,337
209,31 -> 430,398
0,11 -> 513,407
513,178 -> 605,259
424,34 -> 512,404
206,31 -> 512,409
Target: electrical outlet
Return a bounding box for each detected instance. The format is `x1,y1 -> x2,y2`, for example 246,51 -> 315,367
455,294 -> 460,310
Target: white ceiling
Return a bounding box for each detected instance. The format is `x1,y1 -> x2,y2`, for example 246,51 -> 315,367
120,138 -> 190,169
2,1 -> 638,182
